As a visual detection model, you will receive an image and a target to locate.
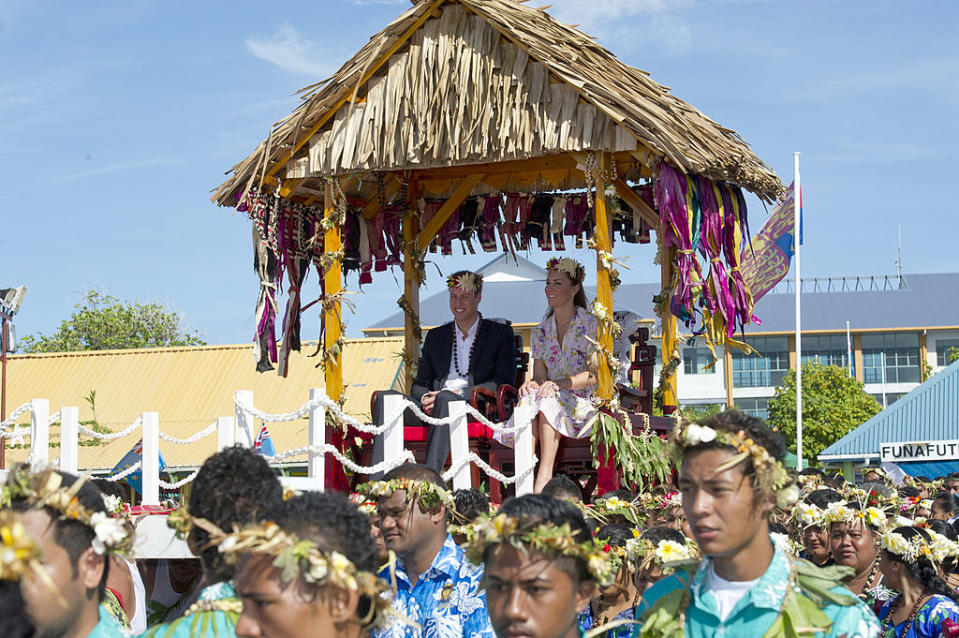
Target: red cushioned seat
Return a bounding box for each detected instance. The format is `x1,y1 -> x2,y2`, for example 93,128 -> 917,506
401,423 -> 493,442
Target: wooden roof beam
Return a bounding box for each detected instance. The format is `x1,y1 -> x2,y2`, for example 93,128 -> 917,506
416,174 -> 483,252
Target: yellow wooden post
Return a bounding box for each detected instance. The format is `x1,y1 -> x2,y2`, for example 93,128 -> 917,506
724,345 -> 734,409
661,246 -> 678,414
593,154 -> 614,400
402,181 -> 421,392
323,180 -> 344,401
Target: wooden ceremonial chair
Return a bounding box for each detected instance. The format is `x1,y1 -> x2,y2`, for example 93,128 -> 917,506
350,330 -> 529,490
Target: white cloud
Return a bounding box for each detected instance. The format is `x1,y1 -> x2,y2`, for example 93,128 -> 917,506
46,158 -> 175,184
245,25 -> 336,77
545,0 -> 695,54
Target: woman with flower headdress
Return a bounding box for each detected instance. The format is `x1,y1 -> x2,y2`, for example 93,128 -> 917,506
827,501 -> 897,611
496,257 -> 599,493
876,526 -> 959,637
634,411 -> 880,638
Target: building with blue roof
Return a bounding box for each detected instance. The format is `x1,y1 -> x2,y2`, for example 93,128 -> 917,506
819,357 -> 959,478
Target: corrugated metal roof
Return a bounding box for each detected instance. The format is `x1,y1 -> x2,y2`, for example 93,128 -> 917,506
3,339 -> 403,471
819,357 -> 959,462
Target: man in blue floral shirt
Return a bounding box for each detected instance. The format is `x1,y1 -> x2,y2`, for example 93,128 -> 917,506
371,464 -> 494,638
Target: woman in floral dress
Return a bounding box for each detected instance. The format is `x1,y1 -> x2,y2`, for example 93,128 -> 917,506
496,257 -> 598,492
876,525 -> 959,637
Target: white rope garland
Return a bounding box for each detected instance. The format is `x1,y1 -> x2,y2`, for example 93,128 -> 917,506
268,444 -> 415,476
442,452 -> 538,486
77,416 -> 143,441
0,427 -> 30,441
159,469 -> 201,490
46,411 -> 62,425
103,461 -> 142,482
158,422 -> 217,445
0,402 -> 32,429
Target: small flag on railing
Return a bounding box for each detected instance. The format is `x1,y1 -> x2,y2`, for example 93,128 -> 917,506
253,423 -> 276,457
109,439 -> 168,494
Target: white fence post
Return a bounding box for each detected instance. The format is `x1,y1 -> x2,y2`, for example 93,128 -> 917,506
307,388 -> 325,490
59,407 -> 79,473
234,390 -> 255,448
217,417 -> 235,450
514,407 -> 534,496
448,401 -> 471,490
142,412 -> 160,506
382,393 -> 405,470
30,399 -> 49,469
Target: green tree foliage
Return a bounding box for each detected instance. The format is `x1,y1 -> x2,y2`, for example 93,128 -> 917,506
21,291 -> 204,352
949,346 -> 959,365
767,362 -> 881,464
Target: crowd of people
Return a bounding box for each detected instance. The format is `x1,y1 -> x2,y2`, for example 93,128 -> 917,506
5,409 -> 959,637
5,261 -> 959,637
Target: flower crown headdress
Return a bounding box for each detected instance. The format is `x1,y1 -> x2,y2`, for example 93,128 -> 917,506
822,501 -> 887,531
1,467 -> 133,557
880,529 -> 939,564
623,536 -> 699,575
446,272 -> 482,294
546,258 -> 585,284
356,479 -> 455,512
466,513 -> 616,586
0,511 -> 65,604
195,519 -> 393,627
672,423 -> 799,508
791,501 -> 826,529
579,496 -> 643,527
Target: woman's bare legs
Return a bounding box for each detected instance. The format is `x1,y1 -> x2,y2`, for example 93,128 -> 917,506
533,412 -> 562,493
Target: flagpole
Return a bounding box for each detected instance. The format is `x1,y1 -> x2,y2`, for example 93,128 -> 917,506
794,152 -> 802,471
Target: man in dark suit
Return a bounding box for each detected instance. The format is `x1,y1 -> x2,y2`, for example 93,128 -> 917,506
372,270 -> 516,473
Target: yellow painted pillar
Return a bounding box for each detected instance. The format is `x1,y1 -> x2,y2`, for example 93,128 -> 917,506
592,154 -> 615,400
661,246 -> 678,414
323,180 -> 343,401
402,181 -> 421,392
724,345 -> 734,409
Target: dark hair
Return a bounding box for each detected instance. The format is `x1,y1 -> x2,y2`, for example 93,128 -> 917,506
917,476 -> 933,483
898,486 -> 921,498
0,581 -> 34,638
927,519 -> 958,541
541,475 -> 582,502
934,492 -> 959,517
599,489 -> 634,502
491,494 -> 592,583
805,489 -> 843,509
799,468 -> 824,477
448,270 -> 483,294
91,479 -> 126,502
595,524 -> 633,548
266,492 -> 378,625
640,526 -> 685,545
188,446 -> 283,581
859,481 -> 891,500
683,411 -> 787,495
948,473 -> 959,480
884,527 -> 959,604
452,488 -> 489,523
769,521 -> 789,535
823,472 -> 845,487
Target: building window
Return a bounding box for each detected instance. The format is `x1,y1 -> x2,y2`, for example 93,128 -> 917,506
736,397 -> 770,420
801,334 -> 850,370
683,345 -> 716,375
862,333 -> 920,384
937,339 -> 959,367
732,336 -> 790,388
870,392 -> 905,407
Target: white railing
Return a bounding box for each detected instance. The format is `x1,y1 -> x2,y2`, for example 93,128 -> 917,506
2,388 -> 538,504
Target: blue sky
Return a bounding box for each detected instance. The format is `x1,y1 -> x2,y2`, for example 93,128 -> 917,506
2,0 -> 957,346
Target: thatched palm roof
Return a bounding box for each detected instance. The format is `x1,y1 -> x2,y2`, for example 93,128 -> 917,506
214,0 -> 783,205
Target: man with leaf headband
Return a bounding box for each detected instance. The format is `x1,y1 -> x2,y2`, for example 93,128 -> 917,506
633,411 -> 881,638
372,270 -> 515,473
